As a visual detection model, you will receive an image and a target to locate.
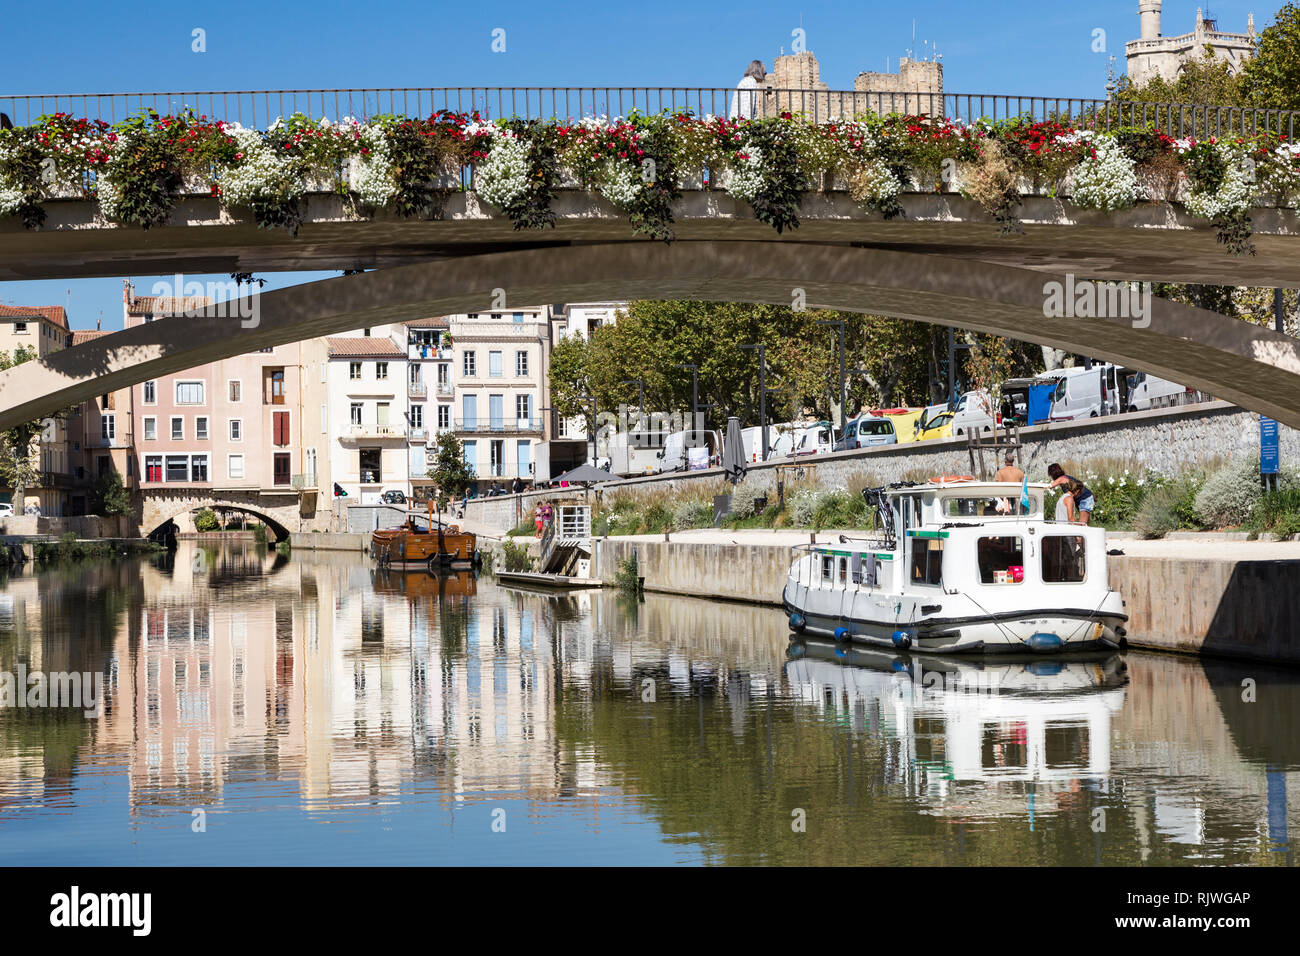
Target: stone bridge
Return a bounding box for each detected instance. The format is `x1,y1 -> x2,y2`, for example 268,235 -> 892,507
139,488 -> 305,541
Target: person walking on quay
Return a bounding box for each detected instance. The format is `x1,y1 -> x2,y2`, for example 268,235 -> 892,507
1047,463 -> 1095,525
729,60 -> 767,121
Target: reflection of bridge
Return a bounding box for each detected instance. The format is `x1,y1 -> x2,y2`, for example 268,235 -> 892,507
3,88 -> 1300,428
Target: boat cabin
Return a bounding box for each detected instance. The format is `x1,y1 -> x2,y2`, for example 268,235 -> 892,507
805,481 -> 1101,596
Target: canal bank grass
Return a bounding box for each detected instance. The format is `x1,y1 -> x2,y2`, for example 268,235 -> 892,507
592,474 -> 880,535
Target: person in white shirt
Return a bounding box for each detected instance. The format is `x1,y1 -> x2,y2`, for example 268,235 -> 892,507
728,60 -> 768,121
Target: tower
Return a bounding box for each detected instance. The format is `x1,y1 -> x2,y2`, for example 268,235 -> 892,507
1139,0 -> 1162,40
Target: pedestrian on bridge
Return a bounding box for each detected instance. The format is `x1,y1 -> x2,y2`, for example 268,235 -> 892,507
729,60 -> 767,121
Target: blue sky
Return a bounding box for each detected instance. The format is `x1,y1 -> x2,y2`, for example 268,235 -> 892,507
0,0 -> 1267,329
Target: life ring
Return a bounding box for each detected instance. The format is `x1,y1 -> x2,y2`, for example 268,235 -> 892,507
928,474 -> 976,484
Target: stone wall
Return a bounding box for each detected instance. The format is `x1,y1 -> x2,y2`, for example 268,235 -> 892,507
0,514 -> 129,538
464,401 -> 1294,533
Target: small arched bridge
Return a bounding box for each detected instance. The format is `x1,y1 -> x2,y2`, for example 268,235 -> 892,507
140,489 -> 297,542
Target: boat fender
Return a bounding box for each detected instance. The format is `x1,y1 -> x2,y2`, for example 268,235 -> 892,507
834,626 -> 851,642
1026,632 -> 1063,653
788,612 -> 806,632
891,630 -> 913,650
834,646 -> 849,658
1025,661 -> 1063,677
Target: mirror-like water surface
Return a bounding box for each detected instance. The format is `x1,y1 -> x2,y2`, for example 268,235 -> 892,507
0,541 -> 1296,866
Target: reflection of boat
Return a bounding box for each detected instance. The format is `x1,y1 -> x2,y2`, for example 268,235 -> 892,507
371,502 -> 478,571
371,567 -> 478,599
783,480 -> 1127,654
786,636 -> 1128,789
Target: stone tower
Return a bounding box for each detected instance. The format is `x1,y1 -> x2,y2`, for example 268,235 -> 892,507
758,50 -> 943,120
1139,0 -> 1163,40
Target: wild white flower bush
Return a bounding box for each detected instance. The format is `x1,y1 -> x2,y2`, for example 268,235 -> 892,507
474,129 -> 531,209
1194,458 -> 1267,527
1257,142 -> 1300,208
1061,131 -> 1138,211
671,498 -> 714,529
729,481 -> 765,517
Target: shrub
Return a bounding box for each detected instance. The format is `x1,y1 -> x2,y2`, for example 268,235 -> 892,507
193,508 -> 220,532
640,503 -> 673,534
671,498 -> 714,530
729,481 -> 764,518
1250,488 -> 1300,540
614,552 -> 640,594
1195,459 -> 1265,528
1133,482 -> 1184,538
500,540 -> 533,572
506,517 -> 535,537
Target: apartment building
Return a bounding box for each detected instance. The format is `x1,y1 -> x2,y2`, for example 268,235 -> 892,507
448,308 -> 548,492
324,332 -> 410,504
0,304 -> 73,514
123,282 -> 319,532
403,317 -> 452,502
546,303 -> 624,475
66,329 -> 136,515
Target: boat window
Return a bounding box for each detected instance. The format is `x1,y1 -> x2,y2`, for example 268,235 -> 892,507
909,538 -> 944,586
1042,535 -> 1086,583
977,536 -> 1024,584
821,554 -> 834,580
851,553 -> 877,587
945,496 -> 1021,518
981,722 -> 1029,770
838,558 -> 847,583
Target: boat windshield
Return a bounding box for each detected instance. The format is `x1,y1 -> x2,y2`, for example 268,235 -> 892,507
943,496 -> 1029,518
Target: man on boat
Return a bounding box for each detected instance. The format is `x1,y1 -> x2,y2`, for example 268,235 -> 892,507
995,451 -> 1023,484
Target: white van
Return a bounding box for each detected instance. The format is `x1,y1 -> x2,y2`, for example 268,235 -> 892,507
740,425 -> 783,463
605,429 -> 667,477
1048,365 -> 1108,421
658,429 -> 722,472
766,421 -> 834,460
1126,371 -> 1200,412
950,390 -> 998,437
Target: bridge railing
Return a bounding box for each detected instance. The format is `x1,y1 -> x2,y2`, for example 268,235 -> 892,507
2,87 -> 1297,139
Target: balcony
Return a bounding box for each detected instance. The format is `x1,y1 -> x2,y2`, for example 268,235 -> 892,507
435,382 -> 454,397
290,473 -> 317,490
89,435 -> 130,449
339,423 -> 408,442
408,427 -> 428,442
408,344 -> 452,361
408,380 -> 428,398
453,417 -> 543,436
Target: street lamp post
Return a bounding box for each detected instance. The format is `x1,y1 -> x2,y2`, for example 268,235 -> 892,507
947,329 -> 973,405
740,343 -> 773,462
578,392 -> 598,466
817,320 -> 845,433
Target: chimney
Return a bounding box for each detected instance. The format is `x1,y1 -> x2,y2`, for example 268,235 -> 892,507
1139,0 -> 1162,40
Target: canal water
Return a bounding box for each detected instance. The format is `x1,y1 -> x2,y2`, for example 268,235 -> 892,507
0,541 -> 1295,866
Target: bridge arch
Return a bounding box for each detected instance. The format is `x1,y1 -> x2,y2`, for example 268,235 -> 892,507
141,494 -> 294,543
2,241 -> 1300,426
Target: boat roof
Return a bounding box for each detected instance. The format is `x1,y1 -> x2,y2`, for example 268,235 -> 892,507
892,480 -> 1050,496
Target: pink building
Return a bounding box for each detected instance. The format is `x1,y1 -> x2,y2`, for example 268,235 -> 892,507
123,282 -> 313,533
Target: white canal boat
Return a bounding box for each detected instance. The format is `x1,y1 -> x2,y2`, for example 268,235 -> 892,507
783,479 -> 1128,654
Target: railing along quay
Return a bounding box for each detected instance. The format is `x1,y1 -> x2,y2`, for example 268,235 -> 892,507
2,86 -> 1298,139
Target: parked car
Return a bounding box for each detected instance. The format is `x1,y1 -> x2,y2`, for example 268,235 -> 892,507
0,502 -> 12,518
657,429 -> 723,472
914,410 -> 954,441
380,489 -> 406,505
834,415 -> 897,451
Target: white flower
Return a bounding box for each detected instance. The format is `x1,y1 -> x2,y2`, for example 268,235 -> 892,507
475,132 -> 531,209
1064,133 -> 1138,212
595,158 -> 642,209
350,124 -> 396,207
727,146 -> 764,203
1185,142 -> 1253,220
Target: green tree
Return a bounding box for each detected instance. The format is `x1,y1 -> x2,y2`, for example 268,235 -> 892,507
1241,3 -> 1300,109
89,470 -> 130,516
0,346 -> 47,511
193,508 -> 220,532
431,432 -> 475,496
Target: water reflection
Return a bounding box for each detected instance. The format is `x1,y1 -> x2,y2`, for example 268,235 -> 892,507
0,540 -> 1295,866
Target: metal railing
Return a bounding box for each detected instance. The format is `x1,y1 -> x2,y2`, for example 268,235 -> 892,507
4,86 -> 1297,138
453,418 -> 544,435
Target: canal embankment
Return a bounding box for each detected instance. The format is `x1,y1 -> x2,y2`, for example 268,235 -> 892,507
588,531 -> 1300,665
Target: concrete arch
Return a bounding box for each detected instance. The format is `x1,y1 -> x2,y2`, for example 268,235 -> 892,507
3,240 -> 1300,426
